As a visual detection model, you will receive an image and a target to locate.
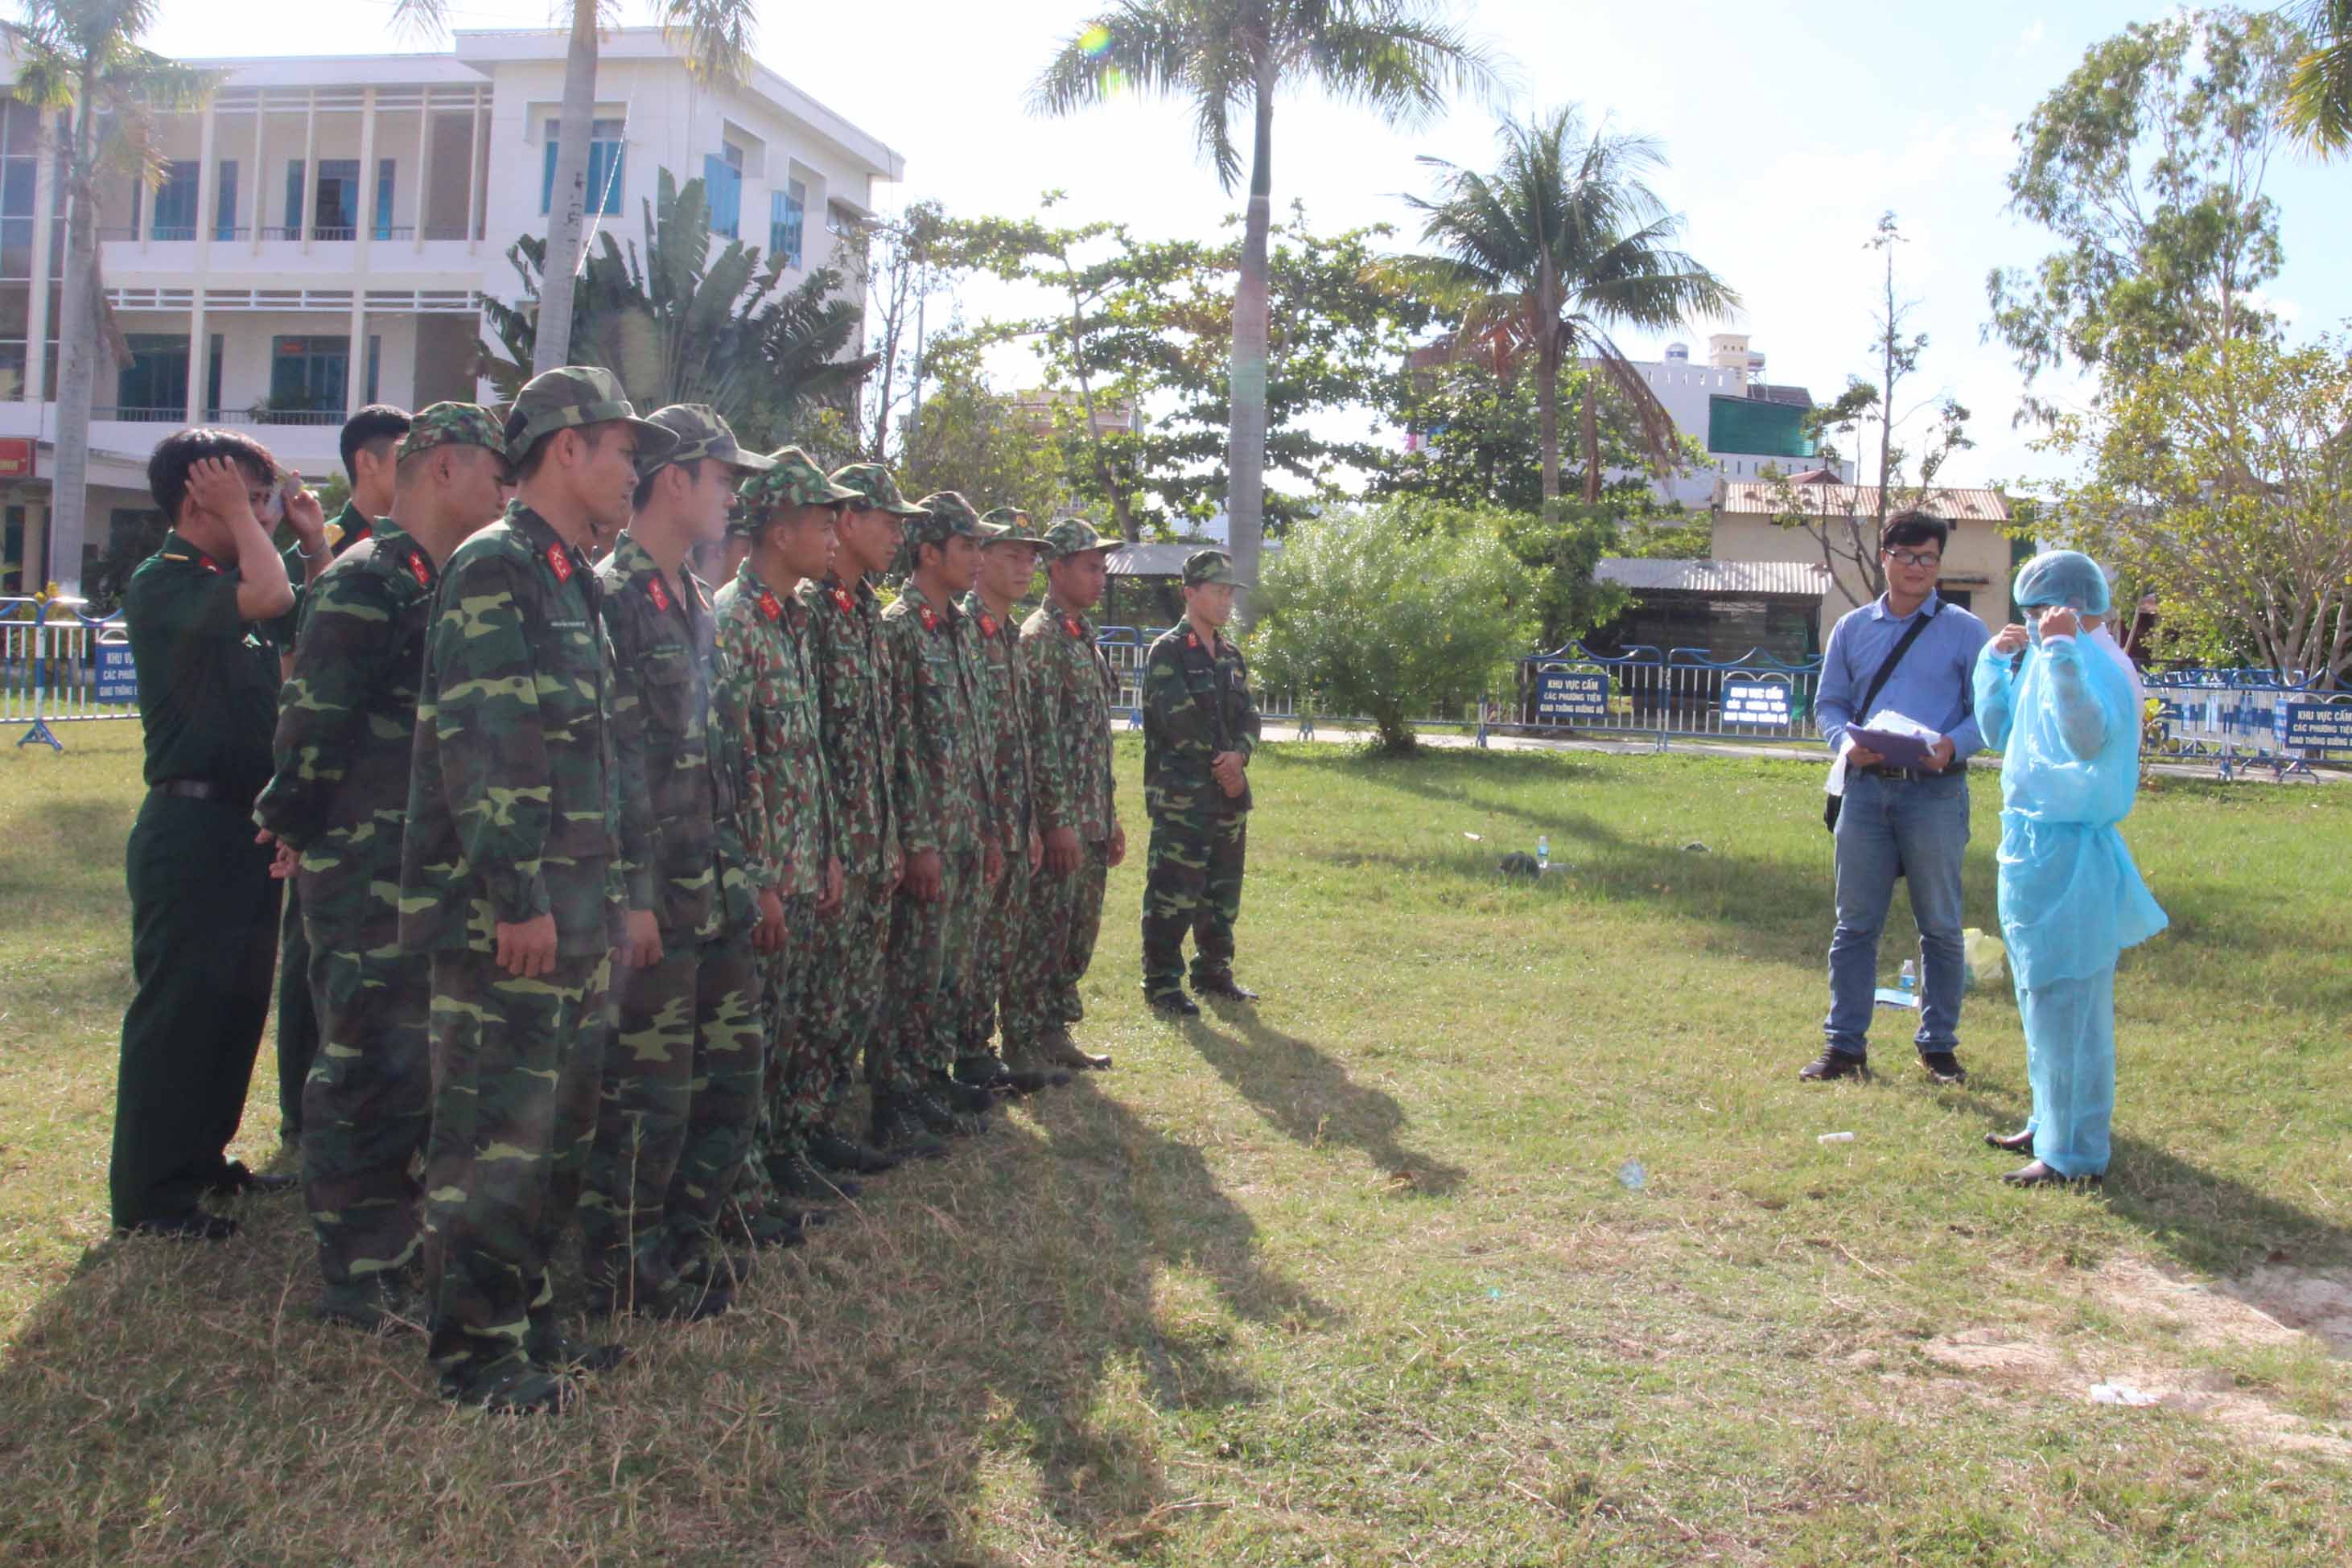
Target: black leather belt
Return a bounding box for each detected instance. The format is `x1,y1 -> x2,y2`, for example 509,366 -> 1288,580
1860,764 -> 1937,781
152,779 -> 233,802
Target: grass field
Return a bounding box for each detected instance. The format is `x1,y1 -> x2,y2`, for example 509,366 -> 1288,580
2,723 -> 2348,1566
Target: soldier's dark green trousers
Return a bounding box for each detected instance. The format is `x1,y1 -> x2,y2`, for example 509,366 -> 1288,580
581,932 -> 761,1292
1022,838 -> 1109,1042
422,949 -> 611,1389
299,938 -> 430,1288
109,793 -> 282,1232
823,872 -> 896,1105
884,848 -> 979,1089
1140,814 -> 1246,999
274,885 -> 320,1140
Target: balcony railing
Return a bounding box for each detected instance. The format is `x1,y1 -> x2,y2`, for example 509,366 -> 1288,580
90,405 -> 186,423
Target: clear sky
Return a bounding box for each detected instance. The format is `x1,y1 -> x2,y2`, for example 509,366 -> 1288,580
146,0 -> 2352,491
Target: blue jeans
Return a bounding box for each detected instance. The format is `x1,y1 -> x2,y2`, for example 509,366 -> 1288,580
1824,770 -> 1968,1059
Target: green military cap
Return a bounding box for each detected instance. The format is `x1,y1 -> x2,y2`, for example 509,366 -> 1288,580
640,404 -> 775,479
830,462 -> 929,516
979,505 -> 1040,541
907,490 -> 982,549
738,445 -> 861,514
1040,516 -> 1109,560
396,401 -> 505,463
1184,547 -> 1243,586
504,364 -> 678,462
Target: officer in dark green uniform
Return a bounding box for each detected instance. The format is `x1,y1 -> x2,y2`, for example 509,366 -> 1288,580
266,403 -> 410,1146
1138,549 -> 1262,1017
109,429 -> 325,1238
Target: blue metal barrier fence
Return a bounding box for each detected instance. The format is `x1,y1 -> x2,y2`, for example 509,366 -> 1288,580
5,595 -> 136,751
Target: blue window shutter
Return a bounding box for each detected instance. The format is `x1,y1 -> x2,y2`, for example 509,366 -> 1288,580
285,160 -> 303,234
374,158 -> 394,239
702,154 -> 740,239
366,335 -> 380,402
541,137 -> 556,215
216,160 -> 237,241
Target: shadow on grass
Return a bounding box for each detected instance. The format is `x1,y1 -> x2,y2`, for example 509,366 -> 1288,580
0,796 -> 126,899
1178,1009 -> 1468,1197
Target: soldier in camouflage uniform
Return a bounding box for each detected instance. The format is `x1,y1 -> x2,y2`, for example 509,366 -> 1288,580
957,509 -> 1066,1096
577,406 -> 772,1319
711,450 -> 852,1213
398,367 -> 672,1414
1139,549 -> 1262,1017
1018,518 -> 1127,1070
254,403 -> 509,1329
801,463 -> 938,1165
877,491 -> 1007,1139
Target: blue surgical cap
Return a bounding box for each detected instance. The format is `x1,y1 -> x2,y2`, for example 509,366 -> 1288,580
2012,549 -> 2111,615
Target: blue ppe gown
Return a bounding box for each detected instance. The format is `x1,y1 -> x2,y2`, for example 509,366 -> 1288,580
1973,633 -> 2168,1176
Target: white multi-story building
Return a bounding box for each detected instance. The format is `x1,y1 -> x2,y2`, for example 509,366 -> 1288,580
0,27 -> 903,594
1595,331 -> 1854,508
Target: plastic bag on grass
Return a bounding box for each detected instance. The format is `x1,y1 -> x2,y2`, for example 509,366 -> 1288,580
1963,928 -> 2008,990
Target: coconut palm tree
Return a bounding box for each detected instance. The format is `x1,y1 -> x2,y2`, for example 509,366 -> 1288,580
6,0 -> 212,595
2284,2 -> 2352,156
1408,106 -> 1738,513
1031,0 -> 1499,610
391,0 -> 760,372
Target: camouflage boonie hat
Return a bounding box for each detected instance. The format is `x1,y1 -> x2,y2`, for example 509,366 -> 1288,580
1184,548 -> 1242,586
1040,517 -> 1109,560
830,462 -> 928,516
396,401 -> 505,463
737,445 -> 859,515
641,404 -> 774,479
503,364 -> 677,462
907,490 -> 982,549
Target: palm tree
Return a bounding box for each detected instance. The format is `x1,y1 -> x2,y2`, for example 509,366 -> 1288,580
391,0 -> 760,372
2285,2 -> 2352,156
1408,106 -> 1738,513
6,0 -> 212,595
1032,0 -> 1498,611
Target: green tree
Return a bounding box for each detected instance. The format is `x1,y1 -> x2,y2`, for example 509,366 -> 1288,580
1407,105 -> 1738,512
896,341 -> 1070,516
6,0 -> 212,594
1251,499 -> 1533,755
1032,0 -> 1499,610
481,171 -> 873,450
393,0 -> 760,372
1987,8 -> 2302,422
2036,333 -> 2352,689
2284,2 -> 2352,156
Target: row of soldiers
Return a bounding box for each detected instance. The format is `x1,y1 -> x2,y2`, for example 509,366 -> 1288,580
105,366 -> 1263,1415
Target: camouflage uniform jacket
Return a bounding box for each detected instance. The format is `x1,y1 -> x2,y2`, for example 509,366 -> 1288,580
1021,592 -> 1121,843
254,519 -> 440,948
879,578 -> 999,857
797,570 -> 900,880
397,501 -> 641,957
961,590 -> 1032,845
597,532 -> 758,941
712,560 -> 834,899
1140,622 -> 1260,821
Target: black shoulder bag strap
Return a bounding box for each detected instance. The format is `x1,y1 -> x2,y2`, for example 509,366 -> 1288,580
1823,601 -> 1938,833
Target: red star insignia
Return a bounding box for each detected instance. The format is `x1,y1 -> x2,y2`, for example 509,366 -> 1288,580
1064,615 -> 1083,639
199,557 -> 220,575
1186,632 -> 1200,649
980,614 -> 999,637
832,586 -> 855,614
919,607 -> 941,632
408,551 -> 431,588
648,575 -> 673,613
546,543 -> 573,583
758,589 -> 783,621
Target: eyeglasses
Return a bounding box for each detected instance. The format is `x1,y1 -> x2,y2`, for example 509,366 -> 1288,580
1885,549 -> 1942,570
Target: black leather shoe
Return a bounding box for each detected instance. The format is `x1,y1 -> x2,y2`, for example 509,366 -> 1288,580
870,1097 -> 952,1159
1195,977 -> 1258,1002
2000,1160 -> 2102,1188
768,1150 -> 859,1201
208,1161 -> 297,1196
1039,1027 -> 1110,1071
1798,1050 -> 1868,1081
933,1073 -> 995,1115
809,1130 -> 900,1175
1001,1060 -> 1070,1092
122,1212 -> 241,1241
1919,1051 -> 1967,1084
1984,1129 -> 2035,1154
1147,990 -> 1201,1018
529,1333 -> 629,1374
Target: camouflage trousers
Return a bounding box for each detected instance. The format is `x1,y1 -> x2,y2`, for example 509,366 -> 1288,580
810,871 -> 894,1109
1140,813 -> 1247,999
962,846 -> 1040,1060
275,883 -> 321,1141
882,848 -> 980,1088
754,893 -> 830,1163
298,931 -> 429,1290
422,948 -> 612,1389
1017,837 -> 1110,1047
579,929 -> 761,1294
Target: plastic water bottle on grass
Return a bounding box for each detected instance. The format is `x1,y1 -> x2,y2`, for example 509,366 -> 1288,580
1899,960 -> 1917,1002
1536,834 -> 1550,870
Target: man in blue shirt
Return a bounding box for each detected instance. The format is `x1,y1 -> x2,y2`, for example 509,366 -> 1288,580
1802,511 -> 1990,1084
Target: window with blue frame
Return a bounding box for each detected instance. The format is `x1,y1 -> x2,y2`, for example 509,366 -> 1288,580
541,119 -> 625,216
704,143 -> 744,240
116,335 -> 187,419
150,162 -> 199,239
268,335 -> 375,417
768,178 -> 805,268
215,159 -> 237,241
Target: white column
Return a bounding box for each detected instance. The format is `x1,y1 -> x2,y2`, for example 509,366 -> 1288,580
189,105 -> 216,425
249,96 -> 266,254
26,112 -> 55,402
345,300 -> 365,418
347,89 -> 377,418
413,95 -> 432,253
20,500 -> 44,593
463,87 -> 483,253
299,88 -> 316,253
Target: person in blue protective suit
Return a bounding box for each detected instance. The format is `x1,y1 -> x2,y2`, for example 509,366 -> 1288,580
1972,549 -> 2168,1186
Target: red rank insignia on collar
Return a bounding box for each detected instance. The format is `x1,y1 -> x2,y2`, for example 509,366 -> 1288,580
408,551 -> 431,588
980,613 -> 999,637
546,542 -> 573,582
919,607 -> 941,632
758,588 -> 782,621
1186,631 -> 1201,649
348,522 -> 372,546
832,586 -> 855,614
200,558 -> 221,574
1064,615 -> 1083,639
648,574 -> 673,613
